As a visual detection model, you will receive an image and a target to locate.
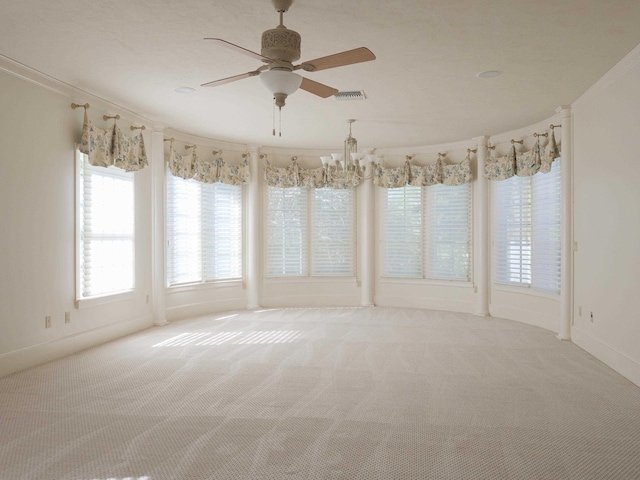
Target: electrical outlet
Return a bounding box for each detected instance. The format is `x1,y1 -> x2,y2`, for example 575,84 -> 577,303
65,311 -> 71,323
145,294 -> 150,304
45,316 -> 51,328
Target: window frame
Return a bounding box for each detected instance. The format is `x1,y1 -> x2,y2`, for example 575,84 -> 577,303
165,172 -> 244,288
75,148 -> 136,306
491,159 -> 562,295
379,182 -> 473,283
264,185 -> 357,279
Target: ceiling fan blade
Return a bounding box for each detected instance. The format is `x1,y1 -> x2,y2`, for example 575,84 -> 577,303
299,77 -> 338,98
200,70 -> 261,87
297,47 -> 376,72
204,38 -> 274,63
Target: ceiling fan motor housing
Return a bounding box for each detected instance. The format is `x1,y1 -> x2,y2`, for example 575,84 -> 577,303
262,26 -> 301,63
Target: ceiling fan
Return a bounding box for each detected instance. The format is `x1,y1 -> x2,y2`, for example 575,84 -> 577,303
200,0 -> 376,111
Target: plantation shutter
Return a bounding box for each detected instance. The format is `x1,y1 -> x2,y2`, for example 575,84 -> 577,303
166,173 -> 203,285
531,158 -> 562,293
166,174 -> 243,286
79,154 -> 135,298
493,160 -> 561,292
202,183 -> 243,281
311,188 -> 355,275
493,174 -> 532,285
266,186 -> 308,276
426,183 -> 471,280
382,186 -> 424,277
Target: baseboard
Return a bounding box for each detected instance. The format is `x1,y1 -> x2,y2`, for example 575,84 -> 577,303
166,298 -> 249,321
375,295 -> 475,315
489,304 -> 558,333
259,295 -> 361,309
572,327 -> 640,388
0,315 -> 153,379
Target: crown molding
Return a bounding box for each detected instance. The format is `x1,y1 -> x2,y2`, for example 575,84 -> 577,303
572,42 -> 640,112
0,54 -> 158,128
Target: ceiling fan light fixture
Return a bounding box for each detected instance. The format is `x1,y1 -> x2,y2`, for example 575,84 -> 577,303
259,70 -> 302,96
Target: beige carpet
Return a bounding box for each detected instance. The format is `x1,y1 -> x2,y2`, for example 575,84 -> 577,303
1,307 -> 640,479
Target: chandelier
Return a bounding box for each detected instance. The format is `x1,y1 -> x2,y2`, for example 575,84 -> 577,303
320,119 -> 379,182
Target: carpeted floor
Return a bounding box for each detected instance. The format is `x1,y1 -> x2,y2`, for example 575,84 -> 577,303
1,307 -> 640,479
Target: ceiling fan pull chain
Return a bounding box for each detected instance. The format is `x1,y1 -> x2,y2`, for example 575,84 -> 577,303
279,107 -> 282,137
272,98 -> 276,136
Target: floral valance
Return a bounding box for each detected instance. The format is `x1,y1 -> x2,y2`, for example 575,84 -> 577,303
374,155 -> 472,188
167,144 -> 250,185
79,111 -> 148,172
484,131 -> 561,181
264,158 -> 360,189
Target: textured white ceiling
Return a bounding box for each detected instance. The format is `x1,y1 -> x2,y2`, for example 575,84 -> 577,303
2,0 -> 640,149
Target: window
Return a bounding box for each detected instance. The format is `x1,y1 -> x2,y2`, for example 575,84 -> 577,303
382,183 -> 472,281
266,186 -> 355,277
266,187 -> 308,276
382,186 -> 423,277
166,173 -> 243,286
77,151 -> 135,300
426,184 -> 472,280
493,159 -> 561,293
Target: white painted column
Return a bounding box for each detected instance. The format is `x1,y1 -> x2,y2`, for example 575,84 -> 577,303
360,162 -> 375,306
557,105 -> 573,341
246,146 -> 261,309
474,136 -> 490,316
151,126 -> 168,326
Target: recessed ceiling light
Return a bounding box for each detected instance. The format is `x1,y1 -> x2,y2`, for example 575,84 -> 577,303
175,86 -> 196,94
477,70 -> 503,79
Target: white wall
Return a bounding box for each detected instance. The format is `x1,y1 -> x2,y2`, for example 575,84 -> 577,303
572,44 -> 640,386
0,67 -> 153,377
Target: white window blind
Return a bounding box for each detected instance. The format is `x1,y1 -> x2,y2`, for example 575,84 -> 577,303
203,183 -> 243,280
166,175 -> 202,285
382,184 -> 471,280
265,186 -> 355,277
166,174 -> 242,286
493,175 -> 533,285
382,186 -> 423,277
493,159 -> 561,293
426,183 -> 472,281
266,187 -> 308,276
78,152 -> 135,299
531,158 -> 562,292
311,188 -> 355,275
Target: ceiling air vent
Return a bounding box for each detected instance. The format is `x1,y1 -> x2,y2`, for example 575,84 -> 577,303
334,90 -> 366,101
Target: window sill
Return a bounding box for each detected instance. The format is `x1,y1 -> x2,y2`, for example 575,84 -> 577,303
166,279 -> 244,294
379,277 -> 473,288
75,290 -> 135,309
264,276 -> 357,284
